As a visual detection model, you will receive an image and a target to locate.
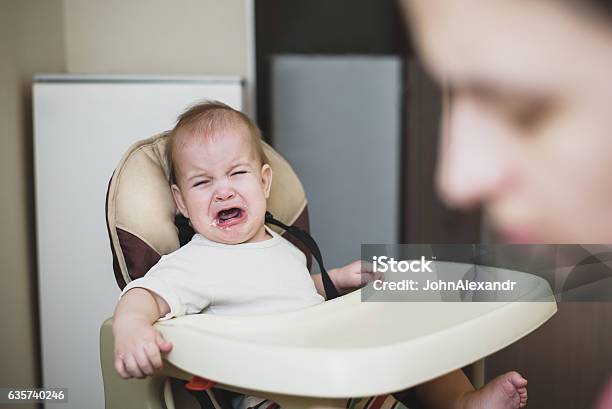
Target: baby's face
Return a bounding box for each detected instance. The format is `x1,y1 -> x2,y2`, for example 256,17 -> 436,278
171,126 -> 272,244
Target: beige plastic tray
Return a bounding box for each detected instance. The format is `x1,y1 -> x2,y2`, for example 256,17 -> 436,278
156,262 -> 557,398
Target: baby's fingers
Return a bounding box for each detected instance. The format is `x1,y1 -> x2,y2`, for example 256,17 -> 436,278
361,271 -> 375,284
123,353 -> 145,379
134,347 -> 155,376
144,342 -> 164,372
360,260 -> 374,274
361,271 -> 385,284
114,354 -> 130,379
156,332 -> 173,353
374,270 -> 385,282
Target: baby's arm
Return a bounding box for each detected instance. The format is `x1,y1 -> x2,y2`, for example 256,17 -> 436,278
312,260 -> 381,297
112,288 -> 173,379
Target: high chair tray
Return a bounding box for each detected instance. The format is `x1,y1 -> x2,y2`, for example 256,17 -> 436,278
156,261 -> 557,398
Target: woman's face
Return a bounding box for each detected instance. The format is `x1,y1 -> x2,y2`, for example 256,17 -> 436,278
403,0 -> 612,242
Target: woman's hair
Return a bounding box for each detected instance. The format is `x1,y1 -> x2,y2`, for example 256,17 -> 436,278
590,0 -> 612,12
569,0 -> 612,19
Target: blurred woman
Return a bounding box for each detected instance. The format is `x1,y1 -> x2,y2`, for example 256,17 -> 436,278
400,1 -> 612,408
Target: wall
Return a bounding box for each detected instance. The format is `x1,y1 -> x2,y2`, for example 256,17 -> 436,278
0,0 -> 248,403
255,0 -> 406,137
63,0 -> 247,76
0,5 -> 66,409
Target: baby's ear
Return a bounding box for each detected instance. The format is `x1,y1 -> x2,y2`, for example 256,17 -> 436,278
171,184 -> 189,218
261,164 -> 273,199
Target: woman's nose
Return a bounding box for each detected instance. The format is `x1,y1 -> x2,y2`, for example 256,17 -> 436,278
436,95 -> 516,208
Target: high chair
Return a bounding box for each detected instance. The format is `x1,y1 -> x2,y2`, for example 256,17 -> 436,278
101,133 -> 557,409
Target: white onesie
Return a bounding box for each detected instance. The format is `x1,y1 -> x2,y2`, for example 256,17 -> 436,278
121,226 -> 325,318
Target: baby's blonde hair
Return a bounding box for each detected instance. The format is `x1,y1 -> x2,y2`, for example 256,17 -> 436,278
167,100 -> 268,184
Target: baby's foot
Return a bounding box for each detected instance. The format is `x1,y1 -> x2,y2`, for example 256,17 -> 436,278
460,371 -> 528,409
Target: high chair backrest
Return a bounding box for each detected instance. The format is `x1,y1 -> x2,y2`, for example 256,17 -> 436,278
106,132 -> 312,289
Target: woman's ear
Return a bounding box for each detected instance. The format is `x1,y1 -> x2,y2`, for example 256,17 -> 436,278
261,164 -> 273,199
171,184 -> 189,218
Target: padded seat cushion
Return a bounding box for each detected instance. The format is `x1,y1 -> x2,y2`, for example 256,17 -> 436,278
106,132 -> 310,289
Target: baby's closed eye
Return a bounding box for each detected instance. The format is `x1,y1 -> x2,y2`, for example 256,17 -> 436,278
193,179 -> 211,187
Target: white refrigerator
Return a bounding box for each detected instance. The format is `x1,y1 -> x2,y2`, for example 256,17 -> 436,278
33,75 -> 242,409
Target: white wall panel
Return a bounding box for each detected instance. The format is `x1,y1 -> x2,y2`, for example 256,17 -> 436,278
272,56 -> 401,271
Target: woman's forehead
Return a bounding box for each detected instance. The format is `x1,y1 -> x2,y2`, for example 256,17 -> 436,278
406,0 -> 612,94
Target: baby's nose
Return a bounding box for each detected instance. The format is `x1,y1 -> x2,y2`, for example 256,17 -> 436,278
214,187 -> 235,201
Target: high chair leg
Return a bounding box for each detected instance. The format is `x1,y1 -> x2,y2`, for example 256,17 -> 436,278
266,395 -> 347,409
185,388 -> 221,409
185,377 -> 221,409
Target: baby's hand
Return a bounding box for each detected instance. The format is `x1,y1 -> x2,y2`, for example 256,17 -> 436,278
113,319 -> 173,379
330,260 -> 384,293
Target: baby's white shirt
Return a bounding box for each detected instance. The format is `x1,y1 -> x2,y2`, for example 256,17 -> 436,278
121,226 -> 325,319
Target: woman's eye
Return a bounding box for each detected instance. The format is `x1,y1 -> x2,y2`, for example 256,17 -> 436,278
508,105 -> 547,132
501,98 -> 554,133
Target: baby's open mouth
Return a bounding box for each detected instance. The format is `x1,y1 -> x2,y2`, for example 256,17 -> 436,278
214,207 -> 245,228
